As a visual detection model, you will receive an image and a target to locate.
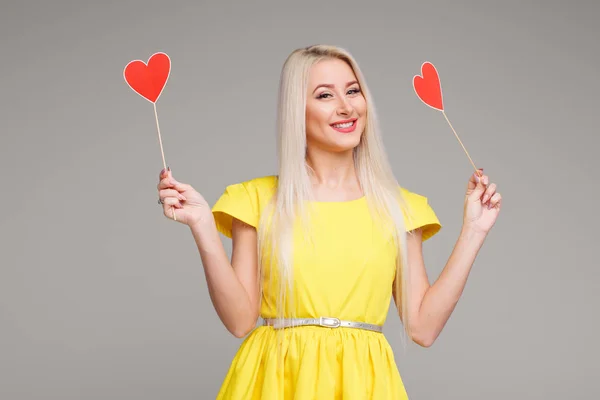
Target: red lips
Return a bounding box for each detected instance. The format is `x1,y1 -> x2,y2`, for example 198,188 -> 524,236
330,118 -> 357,126
330,118 -> 357,133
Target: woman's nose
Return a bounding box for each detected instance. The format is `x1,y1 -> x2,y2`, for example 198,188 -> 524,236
336,98 -> 352,115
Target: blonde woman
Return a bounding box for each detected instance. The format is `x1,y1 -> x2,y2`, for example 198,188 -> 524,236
157,45 -> 502,399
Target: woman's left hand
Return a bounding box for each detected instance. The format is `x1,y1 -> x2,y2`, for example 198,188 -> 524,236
463,168 -> 502,234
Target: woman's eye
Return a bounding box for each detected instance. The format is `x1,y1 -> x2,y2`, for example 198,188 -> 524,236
317,88 -> 360,99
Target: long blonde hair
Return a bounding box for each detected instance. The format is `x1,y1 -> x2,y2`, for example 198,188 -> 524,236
256,44 -> 416,352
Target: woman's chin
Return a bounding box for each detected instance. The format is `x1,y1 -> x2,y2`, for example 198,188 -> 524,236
325,136 -> 362,152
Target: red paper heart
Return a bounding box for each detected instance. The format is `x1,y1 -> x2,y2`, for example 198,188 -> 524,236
413,62 -> 443,111
123,52 -> 171,103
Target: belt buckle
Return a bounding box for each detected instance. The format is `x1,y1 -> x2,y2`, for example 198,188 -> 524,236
319,317 -> 341,328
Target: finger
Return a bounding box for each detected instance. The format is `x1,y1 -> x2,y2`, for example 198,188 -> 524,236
166,172 -> 184,188
481,174 -> 489,186
469,168 -> 483,182
468,168 -> 484,189
157,177 -> 179,190
162,197 -> 182,208
157,179 -> 172,190
159,166 -> 171,180
477,174 -> 489,191
468,173 -> 488,200
159,189 -> 187,202
482,183 -> 497,204
488,193 -> 502,209
163,204 -> 181,219
172,181 -> 190,192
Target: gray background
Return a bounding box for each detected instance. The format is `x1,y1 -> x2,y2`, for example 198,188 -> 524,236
1,0 -> 598,399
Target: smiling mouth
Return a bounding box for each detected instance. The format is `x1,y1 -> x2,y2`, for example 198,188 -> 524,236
330,118 -> 357,133
332,121 -> 354,129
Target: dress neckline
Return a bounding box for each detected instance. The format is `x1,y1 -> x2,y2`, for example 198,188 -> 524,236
310,196 -> 366,205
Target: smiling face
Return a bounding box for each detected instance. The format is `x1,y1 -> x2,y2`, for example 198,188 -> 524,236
305,58 -> 367,153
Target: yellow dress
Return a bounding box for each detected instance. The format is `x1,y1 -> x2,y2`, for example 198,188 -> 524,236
211,175 -> 441,399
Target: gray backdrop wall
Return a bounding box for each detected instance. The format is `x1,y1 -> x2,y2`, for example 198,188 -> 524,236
1,0 -> 598,399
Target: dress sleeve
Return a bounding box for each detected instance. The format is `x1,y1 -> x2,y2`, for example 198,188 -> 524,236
211,181 -> 259,238
403,191 -> 442,242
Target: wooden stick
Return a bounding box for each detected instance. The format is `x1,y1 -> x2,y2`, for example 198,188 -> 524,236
442,111 -> 498,209
441,111 -> 482,178
154,103 -> 177,221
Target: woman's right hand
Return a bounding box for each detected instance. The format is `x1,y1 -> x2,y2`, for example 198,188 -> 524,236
157,168 -> 211,227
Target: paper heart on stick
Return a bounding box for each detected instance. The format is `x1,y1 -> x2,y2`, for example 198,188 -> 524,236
123,52 -> 171,103
412,61 -> 485,182
413,62 -> 443,111
123,51 -> 177,220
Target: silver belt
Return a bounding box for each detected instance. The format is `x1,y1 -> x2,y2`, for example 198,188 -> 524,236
263,317 -> 383,333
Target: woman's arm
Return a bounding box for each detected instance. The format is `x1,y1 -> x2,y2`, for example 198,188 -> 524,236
399,225 -> 487,347
189,215 -> 260,338
399,170 -> 500,347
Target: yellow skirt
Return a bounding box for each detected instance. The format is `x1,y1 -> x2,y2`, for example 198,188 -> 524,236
216,325 -> 408,399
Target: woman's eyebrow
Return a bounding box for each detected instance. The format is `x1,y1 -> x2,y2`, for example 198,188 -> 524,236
312,81 -> 359,94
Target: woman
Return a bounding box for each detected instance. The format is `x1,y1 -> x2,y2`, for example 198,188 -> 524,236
156,45 -> 501,399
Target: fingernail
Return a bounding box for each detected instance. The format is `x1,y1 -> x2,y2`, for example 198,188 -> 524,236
160,168 -> 166,175
167,166 -> 171,171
